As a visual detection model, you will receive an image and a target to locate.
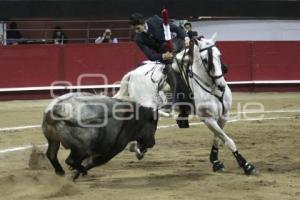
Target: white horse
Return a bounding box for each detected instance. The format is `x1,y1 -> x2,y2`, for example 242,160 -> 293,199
115,34 -> 256,175
114,60 -> 168,113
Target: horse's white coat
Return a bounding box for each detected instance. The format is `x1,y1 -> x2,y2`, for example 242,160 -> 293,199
115,34 -> 239,153
114,61 -> 167,110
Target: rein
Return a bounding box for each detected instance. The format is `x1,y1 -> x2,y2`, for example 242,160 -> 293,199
174,40 -> 195,87
144,62 -> 167,93
190,42 -> 226,114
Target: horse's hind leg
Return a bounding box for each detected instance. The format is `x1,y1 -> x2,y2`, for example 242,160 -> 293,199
46,139 -> 65,176
204,118 -> 256,175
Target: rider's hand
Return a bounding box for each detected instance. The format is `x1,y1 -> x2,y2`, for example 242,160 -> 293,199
184,36 -> 190,47
162,51 -> 173,60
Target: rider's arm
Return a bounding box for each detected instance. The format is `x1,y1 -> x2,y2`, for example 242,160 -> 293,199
136,41 -> 163,61
169,23 -> 187,40
169,23 -> 190,46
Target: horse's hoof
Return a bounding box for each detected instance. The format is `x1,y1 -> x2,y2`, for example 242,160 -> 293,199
243,163 -> 257,175
212,161 -> 225,172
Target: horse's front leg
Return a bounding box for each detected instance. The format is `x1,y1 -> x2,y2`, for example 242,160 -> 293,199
204,118 -> 257,175
209,119 -> 227,172
210,136 -> 225,172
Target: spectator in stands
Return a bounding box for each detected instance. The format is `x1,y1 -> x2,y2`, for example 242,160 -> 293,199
6,22 -> 23,45
95,29 -> 118,44
0,33 -> 3,45
52,26 -> 68,44
183,22 -> 199,40
179,20 -> 188,30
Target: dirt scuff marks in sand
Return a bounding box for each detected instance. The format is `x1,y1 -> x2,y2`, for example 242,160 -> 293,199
0,146 -> 81,200
0,171 -> 81,200
0,93 -> 300,200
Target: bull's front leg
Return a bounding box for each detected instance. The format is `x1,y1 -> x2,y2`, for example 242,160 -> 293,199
129,142 -> 148,160
83,152 -> 120,173
65,150 -> 88,180
129,132 -> 156,160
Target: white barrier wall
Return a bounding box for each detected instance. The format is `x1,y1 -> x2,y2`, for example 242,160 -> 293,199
183,20 -> 300,41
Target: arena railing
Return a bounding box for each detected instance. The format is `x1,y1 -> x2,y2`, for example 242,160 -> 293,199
1,19 -> 132,44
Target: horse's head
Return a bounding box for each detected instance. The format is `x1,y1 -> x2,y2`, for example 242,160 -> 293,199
194,33 -> 226,89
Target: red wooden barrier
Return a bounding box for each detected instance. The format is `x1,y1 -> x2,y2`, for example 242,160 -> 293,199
0,41 -> 300,100
0,45 -> 61,87
0,42 -> 146,88
63,43 -> 145,85
253,42 -> 300,80
218,42 -> 253,81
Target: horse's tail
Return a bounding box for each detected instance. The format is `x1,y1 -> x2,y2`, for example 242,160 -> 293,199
114,72 -> 131,100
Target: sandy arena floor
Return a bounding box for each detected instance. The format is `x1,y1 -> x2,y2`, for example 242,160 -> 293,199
0,92 -> 299,200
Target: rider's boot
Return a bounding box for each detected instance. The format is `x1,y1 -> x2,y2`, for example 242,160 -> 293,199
176,105 -> 189,128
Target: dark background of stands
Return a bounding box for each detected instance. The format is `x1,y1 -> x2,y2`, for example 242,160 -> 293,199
0,0 -> 300,19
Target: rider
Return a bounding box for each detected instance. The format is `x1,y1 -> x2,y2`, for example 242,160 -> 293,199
129,13 -> 192,128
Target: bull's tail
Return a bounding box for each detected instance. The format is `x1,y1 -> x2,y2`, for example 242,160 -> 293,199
114,72 -> 131,100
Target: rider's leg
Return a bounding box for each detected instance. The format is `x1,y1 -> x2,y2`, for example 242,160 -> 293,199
165,68 -> 190,128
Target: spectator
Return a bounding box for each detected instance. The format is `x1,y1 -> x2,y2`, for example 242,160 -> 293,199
183,22 -> 199,40
0,33 -> 3,45
179,20 -> 188,30
95,29 -> 118,44
6,22 -> 23,45
52,26 -> 67,44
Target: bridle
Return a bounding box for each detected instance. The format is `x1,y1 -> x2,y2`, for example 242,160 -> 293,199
186,40 -> 226,114
199,44 -> 224,80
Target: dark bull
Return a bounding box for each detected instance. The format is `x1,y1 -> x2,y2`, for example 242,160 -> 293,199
42,93 -> 157,180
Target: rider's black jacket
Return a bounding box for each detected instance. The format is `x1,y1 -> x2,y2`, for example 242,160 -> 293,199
133,15 -> 187,62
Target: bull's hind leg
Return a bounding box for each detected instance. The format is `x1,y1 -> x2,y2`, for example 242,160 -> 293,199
204,118 -> 256,175
46,139 -> 65,176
